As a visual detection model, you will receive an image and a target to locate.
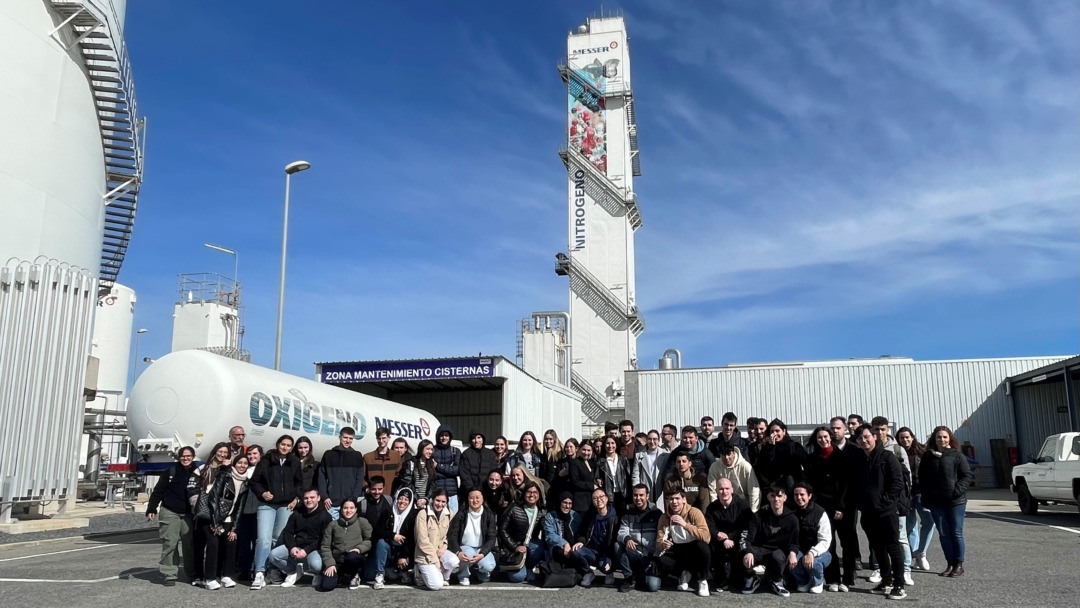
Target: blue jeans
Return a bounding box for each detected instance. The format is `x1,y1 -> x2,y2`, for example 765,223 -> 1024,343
929,503 -> 966,562
269,544 -> 323,574
505,541 -> 545,583
906,496 -> 936,557
898,515 -> 911,573
457,545 -> 495,582
447,495 -> 458,515
328,506 -> 340,520
792,551 -> 832,588
365,538 -> 411,580
254,505 -> 292,574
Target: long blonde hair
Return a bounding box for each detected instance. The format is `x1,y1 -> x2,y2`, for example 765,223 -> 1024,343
543,429 -> 563,462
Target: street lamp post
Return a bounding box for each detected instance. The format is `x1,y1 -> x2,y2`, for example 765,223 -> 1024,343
131,328 -> 148,385
204,243 -> 239,306
275,160 -> 311,370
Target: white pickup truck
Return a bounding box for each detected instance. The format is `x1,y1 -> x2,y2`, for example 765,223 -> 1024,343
1011,432 -> 1080,514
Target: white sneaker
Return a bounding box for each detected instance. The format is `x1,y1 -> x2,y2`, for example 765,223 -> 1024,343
250,573 -> 265,590
753,565 -> 766,576
868,569 -> 882,583
904,572 -> 914,586
191,578 -> 204,587
220,577 -> 236,588
373,574 -> 385,590
458,577 -> 470,586
442,578 -> 450,588
677,570 -> 691,591
281,572 -> 299,588
204,579 -> 221,591
581,571 -> 596,588
827,584 -> 839,592
917,555 -> 930,571
838,583 -> 849,592
697,580 -> 710,597
810,584 -> 824,594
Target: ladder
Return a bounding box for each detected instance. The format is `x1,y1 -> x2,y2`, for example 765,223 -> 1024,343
572,369 -> 609,422
48,1 -> 146,296
559,147 -> 642,230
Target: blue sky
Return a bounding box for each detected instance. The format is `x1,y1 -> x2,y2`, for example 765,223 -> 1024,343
121,0 -> 1079,380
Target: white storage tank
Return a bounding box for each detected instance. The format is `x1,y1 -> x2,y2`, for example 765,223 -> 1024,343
129,350 -> 442,470
90,283 -> 137,396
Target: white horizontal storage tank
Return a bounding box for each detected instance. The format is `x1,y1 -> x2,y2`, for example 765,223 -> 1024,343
129,350 -> 441,468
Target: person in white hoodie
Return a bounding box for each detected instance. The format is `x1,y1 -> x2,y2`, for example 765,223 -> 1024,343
707,443 -> 760,510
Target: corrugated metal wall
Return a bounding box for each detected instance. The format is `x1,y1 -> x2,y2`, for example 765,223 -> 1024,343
629,357 -> 1066,480
1012,382 -> 1071,460
0,259 -> 96,514
498,360 -> 582,445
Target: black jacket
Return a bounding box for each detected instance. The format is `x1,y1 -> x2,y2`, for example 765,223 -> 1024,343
804,448 -> 849,514
794,501 -> 828,554
281,504 -> 333,554
754,439 -> 806,492
205,470 -> 248,530
568,458 -> 597,513
358,494 -> 393,531
577,507 -> 619,552
251,453 -> 304,507
740,506 -> 799,555
497,504 -> 546,552
146,463 -> 196,516
317,446 -> 365,506
398,458 -> 436,501
459,446 -> 498,496
594,454 -> 632,499
855,444 -> 905,516
661,445 -> 715,479
432,425 -> 461,495
918,448 -> 973,508
704,495 -> 752,547
447,507 -> 498,555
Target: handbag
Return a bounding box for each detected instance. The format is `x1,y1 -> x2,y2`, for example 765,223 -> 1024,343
193,491 -> 213,521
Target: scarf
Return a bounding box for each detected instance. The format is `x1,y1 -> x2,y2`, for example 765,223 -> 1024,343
820,444 -> 834,459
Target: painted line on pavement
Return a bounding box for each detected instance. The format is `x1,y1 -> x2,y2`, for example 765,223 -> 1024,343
0,538 -> 155,563
0,568 -> 156,584
969,511 -> 1080,534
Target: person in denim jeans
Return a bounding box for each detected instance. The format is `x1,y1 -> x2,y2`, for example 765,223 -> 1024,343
268,488 -> 332,587
498,482 -> 546,583
918,426 -> 973,578
791,482 -> 833,594
448,489 -> 498,584
897,427 -> 936,571
249,434 -> 303,590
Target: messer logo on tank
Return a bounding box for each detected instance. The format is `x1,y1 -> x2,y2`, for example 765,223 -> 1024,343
248,388 -> 368,439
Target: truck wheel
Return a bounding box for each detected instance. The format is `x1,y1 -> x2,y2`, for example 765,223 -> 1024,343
1018,483 -> 1039,515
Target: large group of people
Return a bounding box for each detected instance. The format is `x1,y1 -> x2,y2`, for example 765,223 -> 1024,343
146,414 -> 974,599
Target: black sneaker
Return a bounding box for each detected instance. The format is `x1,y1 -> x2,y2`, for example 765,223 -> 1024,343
618,581 -> 634,593
887,586 -> 907,600
771,580 -> 790,597
871,582 -> 892,595
742,577 -> 761,595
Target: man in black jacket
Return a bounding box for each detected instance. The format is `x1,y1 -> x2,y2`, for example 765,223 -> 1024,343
739,484 -> 799,597
705,477 -> 751,592
317,426 -> 365,520
854,424 -> 907,601
459,430 -> 497,502
268,488 -> 333,588
709,412 -> 750,460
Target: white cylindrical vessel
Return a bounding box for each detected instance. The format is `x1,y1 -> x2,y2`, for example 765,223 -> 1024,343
129,350 -> 441,468
90,283 -> 137,397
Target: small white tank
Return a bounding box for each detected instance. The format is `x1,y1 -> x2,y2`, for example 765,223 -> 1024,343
129,350 -> 440,467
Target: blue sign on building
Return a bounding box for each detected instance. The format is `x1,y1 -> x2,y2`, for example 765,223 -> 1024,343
320,357 -> 496,384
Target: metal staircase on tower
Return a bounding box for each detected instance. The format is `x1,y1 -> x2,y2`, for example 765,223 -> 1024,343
571,369 -> 610,422
558,147 -> 642,229
555,253 -> 645,336
48,0 -> 146,296
626,96 -> 641,177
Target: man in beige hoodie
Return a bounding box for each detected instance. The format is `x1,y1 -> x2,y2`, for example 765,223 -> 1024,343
656,488 -> 712,597
707,443 -> 761,510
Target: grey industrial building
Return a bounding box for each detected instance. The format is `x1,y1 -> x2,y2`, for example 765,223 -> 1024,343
626,355 -> 1074,489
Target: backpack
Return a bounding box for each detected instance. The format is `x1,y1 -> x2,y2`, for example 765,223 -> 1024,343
889,445 -> 912,514
538,559 -> 578,588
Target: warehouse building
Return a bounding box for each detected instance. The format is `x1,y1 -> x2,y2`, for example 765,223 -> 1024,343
316,356 -> 581,445
625,355 -> 1071,488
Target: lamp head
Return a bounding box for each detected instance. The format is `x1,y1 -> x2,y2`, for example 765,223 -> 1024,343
285,160 -> 311,175
136,328 -> 149,334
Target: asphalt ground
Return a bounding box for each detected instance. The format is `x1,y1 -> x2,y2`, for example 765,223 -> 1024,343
0,503 -> 1077,607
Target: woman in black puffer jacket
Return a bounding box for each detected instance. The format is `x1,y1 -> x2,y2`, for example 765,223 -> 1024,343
918,426 -> 974,578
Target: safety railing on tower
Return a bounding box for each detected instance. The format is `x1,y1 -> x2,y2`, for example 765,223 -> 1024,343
48,0 -> 146,296
558,146 -> 642,229
555,254 -> 645,335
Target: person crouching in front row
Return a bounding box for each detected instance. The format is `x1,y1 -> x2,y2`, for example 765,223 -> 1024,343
317,498 -> 373,591
656,485 -> 712,597
739,484 -> 799,597
448,488 -> 498,585
413,489 -> 459,590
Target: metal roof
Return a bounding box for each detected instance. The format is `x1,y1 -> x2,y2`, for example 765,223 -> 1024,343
314,355 -> 507,366
1007,355 -> 1080,386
